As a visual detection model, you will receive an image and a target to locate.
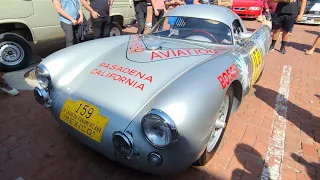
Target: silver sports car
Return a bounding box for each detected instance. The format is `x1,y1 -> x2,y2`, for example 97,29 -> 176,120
34,5 -> 271,175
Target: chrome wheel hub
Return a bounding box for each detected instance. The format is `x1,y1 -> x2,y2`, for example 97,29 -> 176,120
0,41 -> 24,66
206,94 -> 229,152
110,27 -> 121,37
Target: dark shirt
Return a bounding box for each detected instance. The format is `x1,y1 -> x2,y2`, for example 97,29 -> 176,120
275,0 -> 300,15
90,0 -> 109,17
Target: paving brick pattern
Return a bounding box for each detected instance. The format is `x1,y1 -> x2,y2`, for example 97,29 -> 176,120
0,8 -> 319,180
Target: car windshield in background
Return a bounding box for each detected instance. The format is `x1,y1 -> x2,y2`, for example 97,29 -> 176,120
150,16 -> 233,45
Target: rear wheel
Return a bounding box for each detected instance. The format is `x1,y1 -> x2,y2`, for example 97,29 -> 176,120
0,33 -> 32,72
194,85 -> 234,166
106,23 -> 123,37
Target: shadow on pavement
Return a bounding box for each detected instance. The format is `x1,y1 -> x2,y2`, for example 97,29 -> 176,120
287,41 -> 320,54
291,153 -> 319,179
232,143 -> 267,179
304,30 -> 320,36
315,94 -> 320,100
253,85 -> 320,143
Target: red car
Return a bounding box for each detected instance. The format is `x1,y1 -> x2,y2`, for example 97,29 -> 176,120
231,0 -> 264,19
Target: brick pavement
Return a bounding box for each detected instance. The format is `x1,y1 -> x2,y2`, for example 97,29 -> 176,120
0,9 -> 320,180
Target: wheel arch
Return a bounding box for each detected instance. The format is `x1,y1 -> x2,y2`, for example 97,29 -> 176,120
0,22 -> 34,42
111,14 -> 124,27
230,79 -> 243,113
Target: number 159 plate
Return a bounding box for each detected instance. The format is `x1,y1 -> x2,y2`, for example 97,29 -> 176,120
59,99 -> 109,143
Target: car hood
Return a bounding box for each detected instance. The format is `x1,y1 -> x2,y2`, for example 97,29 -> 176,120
66,35 -> 233,121
232,0 -> 263,6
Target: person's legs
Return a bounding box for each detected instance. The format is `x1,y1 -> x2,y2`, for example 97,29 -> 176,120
157,9 -> 164,28
60,22 -> 75,47
72,24 -> 80,44
306,35 -> 320,55
290,24 -> 294,35
137,11 -> 146,34
92,17 -> 103,39
152,9 -> 157,27
101,16 -> 111,37
0,72 -> 19,96
269,13 -> 283,51
280,14 -> 296,54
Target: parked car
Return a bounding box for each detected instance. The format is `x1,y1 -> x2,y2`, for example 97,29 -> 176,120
296,0 -> 320,25
33,4 -> 271,175
0,0 -> 136,72
231,0 -> 264,19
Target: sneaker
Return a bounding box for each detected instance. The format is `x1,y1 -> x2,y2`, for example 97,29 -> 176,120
280,46 -> 286,54
0,81 -> 19,96
269,44 -> 275,51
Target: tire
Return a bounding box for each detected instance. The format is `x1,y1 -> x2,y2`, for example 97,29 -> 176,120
0,32 -> 32,72
193,85 -> 234,166
106,23 -> 123,37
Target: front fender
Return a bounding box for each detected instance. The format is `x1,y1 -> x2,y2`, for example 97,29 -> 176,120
124,53 -> 243,172
39,35 -> 131,91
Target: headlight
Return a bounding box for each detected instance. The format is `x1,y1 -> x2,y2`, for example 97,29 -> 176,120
249,7 -> 260,10
35,64 -> 51,89
141,109 -> 178,149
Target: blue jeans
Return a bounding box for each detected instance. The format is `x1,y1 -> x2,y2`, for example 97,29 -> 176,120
290,25 -> 294,33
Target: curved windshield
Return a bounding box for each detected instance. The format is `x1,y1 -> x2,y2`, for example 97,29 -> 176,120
150,16 -> 233,45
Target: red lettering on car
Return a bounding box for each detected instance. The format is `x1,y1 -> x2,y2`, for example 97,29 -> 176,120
217,64 -> 240,89
90,63 -> 153,91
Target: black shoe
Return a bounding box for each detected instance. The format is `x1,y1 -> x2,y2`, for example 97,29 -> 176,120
280,46 -> 286,54
269,44 -> 275,51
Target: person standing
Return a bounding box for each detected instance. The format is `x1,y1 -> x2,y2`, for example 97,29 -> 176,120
151,0 -> 166,27
53,0 -> 84,47
269,0 -> 306,54
134,0 -> 148,34
81,0 -> 113,39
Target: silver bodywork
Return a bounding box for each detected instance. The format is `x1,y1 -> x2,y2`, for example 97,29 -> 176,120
34,5 -> 271,175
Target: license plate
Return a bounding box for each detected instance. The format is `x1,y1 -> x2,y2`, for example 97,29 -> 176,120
60,99 -> 109,143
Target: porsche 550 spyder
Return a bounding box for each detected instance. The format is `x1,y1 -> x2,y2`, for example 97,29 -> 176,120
34,4 -> 271,175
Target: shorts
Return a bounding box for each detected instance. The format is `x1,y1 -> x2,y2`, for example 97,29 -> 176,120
272,13 -> 296,32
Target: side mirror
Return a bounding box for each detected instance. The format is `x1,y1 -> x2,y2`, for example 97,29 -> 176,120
239,31 -> 253,39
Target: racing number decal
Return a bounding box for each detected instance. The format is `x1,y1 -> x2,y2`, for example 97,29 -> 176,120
250,47 -> 262,87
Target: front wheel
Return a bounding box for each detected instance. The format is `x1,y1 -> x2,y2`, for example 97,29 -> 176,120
0,33 -> 32,72
193,85 -> 234,166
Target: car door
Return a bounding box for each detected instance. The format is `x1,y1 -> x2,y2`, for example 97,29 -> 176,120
0,0 -> 34,20
26,0 -> 66,42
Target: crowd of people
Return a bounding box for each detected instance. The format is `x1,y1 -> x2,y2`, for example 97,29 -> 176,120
0,0 -> 318,97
